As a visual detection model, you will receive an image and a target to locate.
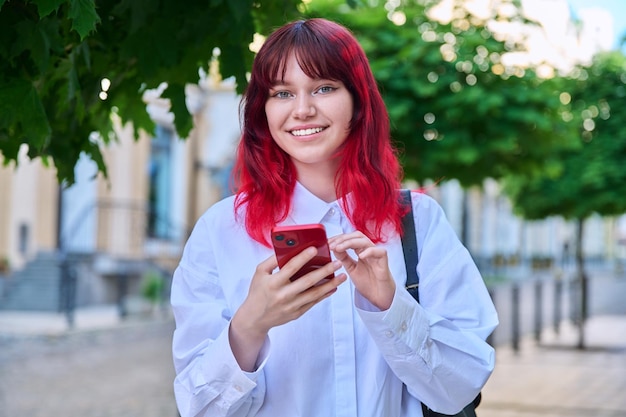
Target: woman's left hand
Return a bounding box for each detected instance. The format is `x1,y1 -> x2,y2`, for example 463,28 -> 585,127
328,232 -> 396,310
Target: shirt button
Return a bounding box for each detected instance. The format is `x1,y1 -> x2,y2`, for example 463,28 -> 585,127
329,208 -> 336,216
234,385 -> 243,392
385,330 -> 393,338
400,322 -> 408,331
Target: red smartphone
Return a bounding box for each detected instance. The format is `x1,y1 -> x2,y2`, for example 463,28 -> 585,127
271,224 -> 334,282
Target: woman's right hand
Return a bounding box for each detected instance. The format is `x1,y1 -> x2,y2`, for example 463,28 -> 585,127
229,247 -> 346,371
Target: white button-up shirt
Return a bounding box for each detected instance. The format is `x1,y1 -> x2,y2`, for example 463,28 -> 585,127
171,183 -> 498,417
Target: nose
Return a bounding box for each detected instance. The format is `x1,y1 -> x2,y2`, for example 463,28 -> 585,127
292,94 -> 315,119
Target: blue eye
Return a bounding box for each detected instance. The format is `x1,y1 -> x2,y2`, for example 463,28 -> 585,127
317,86 -> 335,94
271,91 -> 292,99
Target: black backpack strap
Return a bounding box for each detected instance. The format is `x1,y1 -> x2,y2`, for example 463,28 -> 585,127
399,189 -> 419,303
400,189 -> 482,417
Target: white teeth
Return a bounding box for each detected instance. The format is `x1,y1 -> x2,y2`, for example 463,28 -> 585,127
291,127 -> 324,136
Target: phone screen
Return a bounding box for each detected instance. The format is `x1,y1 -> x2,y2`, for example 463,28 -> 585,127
271,224 -> 334,281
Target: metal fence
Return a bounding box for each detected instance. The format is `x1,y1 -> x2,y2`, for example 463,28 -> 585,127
487,264 -> 626,350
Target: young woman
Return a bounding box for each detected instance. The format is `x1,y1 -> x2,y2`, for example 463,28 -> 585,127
171,18 -> 498,417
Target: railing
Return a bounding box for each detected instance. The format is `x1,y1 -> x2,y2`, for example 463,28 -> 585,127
55,200 -> 625,340
57,200 -> 187,328
487,262 -> 625,350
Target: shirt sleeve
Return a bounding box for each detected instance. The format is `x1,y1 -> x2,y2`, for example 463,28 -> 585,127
356,193 -> 498,415
170,214 -> 269,417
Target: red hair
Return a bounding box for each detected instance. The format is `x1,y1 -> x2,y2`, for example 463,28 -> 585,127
234,18 -> 405,246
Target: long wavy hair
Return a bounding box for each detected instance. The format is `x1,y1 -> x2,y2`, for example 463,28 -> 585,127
234,18 -> 405,246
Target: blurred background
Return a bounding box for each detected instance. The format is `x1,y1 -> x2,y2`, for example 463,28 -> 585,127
0,0 -> 625,416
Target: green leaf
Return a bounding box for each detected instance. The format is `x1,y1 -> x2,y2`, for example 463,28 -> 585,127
0,79 -> 51,150
69,0 -> 100,40
227,0 -> 250,23
505,51 -> 626,220
0,0 -> 341,183
12,19 -> 58,74
162,82 -> 192,139
32,0 -> 67,17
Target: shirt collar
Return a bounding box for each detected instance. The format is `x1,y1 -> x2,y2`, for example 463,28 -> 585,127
287,182 -> 344,225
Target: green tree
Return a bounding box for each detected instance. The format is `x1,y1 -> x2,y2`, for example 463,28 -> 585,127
0,0 -> 307,183
307,0 -> 577,244
307,0 -> 576,187
505,51 -> 626,348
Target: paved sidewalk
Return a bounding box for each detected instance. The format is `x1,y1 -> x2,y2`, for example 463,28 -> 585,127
0,307 -> 625,417
480,315 -> 626,417
0,305 -> 124,337
0,307 -> 178,417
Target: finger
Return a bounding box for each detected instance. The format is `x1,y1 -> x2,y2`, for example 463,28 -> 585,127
332,239 -> 374,256
294,259 -> 343,290
328,232 -> 366,247
275,273 -> 346,324
355,246 -> 388,261
331,247 -> 353,261
329,235 -> 374,253
275,246 -> 318,281
298,273 -> 347,307
331,249 -> 356,270
257,254 -> 279,274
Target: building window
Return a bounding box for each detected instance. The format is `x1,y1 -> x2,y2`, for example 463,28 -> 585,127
148,125 -> 173,239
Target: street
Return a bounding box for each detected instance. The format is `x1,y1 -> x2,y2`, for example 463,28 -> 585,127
0,267 -> 625,417
0,318 -> 178,417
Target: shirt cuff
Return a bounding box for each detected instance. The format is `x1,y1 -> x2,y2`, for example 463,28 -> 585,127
197,323 -> 269,400
356,285 -> 431,359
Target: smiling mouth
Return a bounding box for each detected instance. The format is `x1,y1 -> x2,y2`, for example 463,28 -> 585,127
290,127 -> 325,137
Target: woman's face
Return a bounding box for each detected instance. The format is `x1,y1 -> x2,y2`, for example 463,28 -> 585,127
265,54 -> 354,175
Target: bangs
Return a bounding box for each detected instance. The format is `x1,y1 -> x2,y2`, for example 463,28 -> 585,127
258,20 -> 348,86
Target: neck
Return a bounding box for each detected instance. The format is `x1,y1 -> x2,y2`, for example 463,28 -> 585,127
295,161 -> 338,203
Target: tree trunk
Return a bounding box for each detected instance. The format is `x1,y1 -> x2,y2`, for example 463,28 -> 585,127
575,217 -> 588,350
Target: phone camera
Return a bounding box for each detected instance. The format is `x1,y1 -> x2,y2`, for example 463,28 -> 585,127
286,238 -> 296,246
275,234 -> 285,241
